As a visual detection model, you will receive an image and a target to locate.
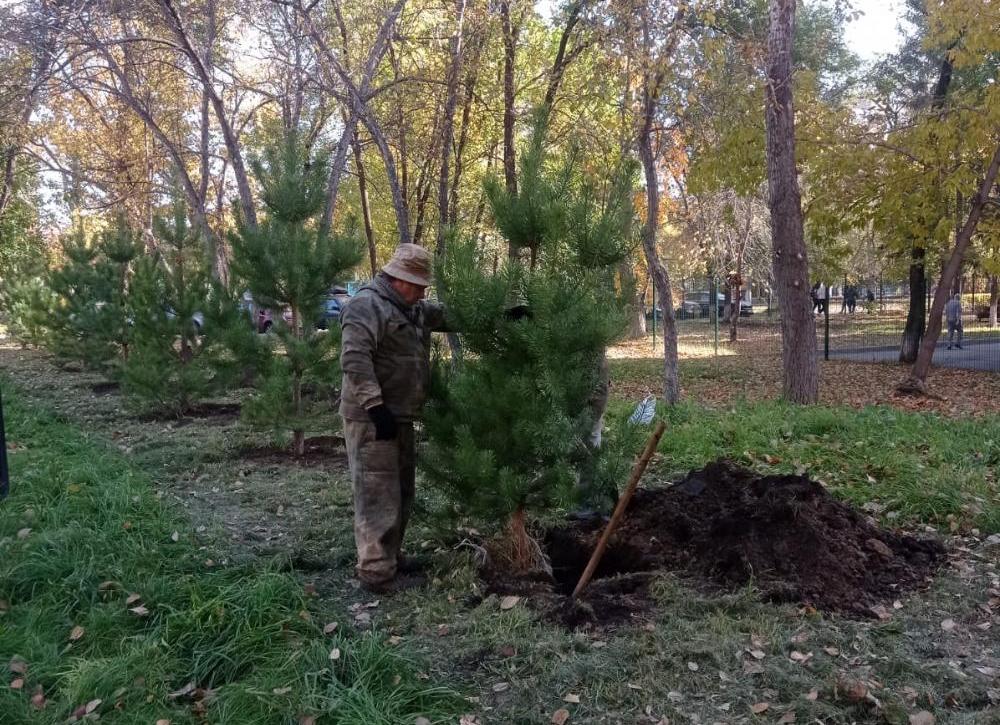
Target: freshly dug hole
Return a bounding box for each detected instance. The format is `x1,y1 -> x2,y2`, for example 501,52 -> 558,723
483,460 -> 945,625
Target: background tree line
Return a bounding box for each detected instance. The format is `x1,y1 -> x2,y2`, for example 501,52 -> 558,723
1,0 -> 998,401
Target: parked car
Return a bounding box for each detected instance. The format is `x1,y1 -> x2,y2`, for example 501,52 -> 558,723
677,292 -> 752,319
316,287 -> 352,330
164,307 -> 204,332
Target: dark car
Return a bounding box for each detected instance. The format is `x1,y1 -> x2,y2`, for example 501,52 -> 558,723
677,292 -> 752,319
316,287 -> 352,330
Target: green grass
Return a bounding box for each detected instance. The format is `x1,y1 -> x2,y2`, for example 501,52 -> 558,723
0,383 -> 462,724
606,398 -> 1000,532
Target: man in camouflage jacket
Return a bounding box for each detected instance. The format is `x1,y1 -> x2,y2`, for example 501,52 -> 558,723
339,244 -> 447,592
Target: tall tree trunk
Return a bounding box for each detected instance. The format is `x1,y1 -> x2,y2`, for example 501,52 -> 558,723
899,245 -> 926,362
352,131 -> 378,277
313,0 -> 405,236
900,55 -> 954,362
989,274 -> 998,327
637,86 -> 679,404
449,31 -> 484,224
541,0 -> 585,112
620,261 -> 646,339
764,0 -> 818,403
158,0 -> 256,228
437,0 -> 467,253
729,271 -> 742,343
500,0 -> 519,198
902,142 -> 1000,390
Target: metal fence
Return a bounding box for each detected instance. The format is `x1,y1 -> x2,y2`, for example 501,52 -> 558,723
646,278 -> 1000,373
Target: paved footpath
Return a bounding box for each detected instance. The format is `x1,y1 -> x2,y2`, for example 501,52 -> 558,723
830,338 -> 1000,372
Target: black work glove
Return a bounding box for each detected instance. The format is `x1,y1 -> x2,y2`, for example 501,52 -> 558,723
503,304 -> 532,322
367,404 -> 398,441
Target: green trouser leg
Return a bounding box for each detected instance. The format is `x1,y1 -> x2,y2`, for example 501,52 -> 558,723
344,419 -> 415,584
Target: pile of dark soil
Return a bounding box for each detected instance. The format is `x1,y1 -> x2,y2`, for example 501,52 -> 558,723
485,460 -> 945,626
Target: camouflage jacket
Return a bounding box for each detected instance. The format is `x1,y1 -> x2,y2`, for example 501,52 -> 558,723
339,274 -> 448,422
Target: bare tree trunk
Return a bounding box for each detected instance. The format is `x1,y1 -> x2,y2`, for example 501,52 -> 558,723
353,131 -> 378,277
900,56 -> 953,363
901,142 -> 1000,390
637,79 -> 679,404
541,0 -> 586,113
313,0 -> 405,237
500,0 -> 519,198
989,274 -> 998,327
899,245 -> 926,362
764,0 -> 818,403
158,0 -> 257,228
0,1 -> 59,216
620,261 -> 646,338
437,0 -> 467,254
449,29 -> 485,224
729,269 -> 742,343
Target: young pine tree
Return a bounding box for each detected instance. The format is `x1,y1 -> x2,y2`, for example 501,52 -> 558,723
422,127 -> 637,573
229,134 -> 364,456
45,220 -> 140,375
123,200 -> 252,415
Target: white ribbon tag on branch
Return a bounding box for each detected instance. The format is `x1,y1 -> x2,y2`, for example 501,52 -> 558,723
628,395 -> 657,426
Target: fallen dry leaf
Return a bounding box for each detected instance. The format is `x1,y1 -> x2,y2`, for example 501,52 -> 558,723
563,693 -> 581,704
805,688 -> 819,701
9,657 -> 27,674
16,528 -> 31,539
10,677 -> 25,690
751,702 -> 770,714
129,605 -> 150,616
170,531 -> 179,542
749,649 -> 766,660
125,593 -> 142,606
941,618 -> 957,632
626,682 -> 643,690
156,720 -> 171,725
323,622 -> 338,634
298,716 -> 316,725
789,650 -> 813,664
69,625 -> 85,642
869,604 -> 892,620
687,661 -> 699,671
551,707 -> 571,725
778,712 -> 796,724
97,581 -> 117,592
85,698 -> 101,714
824,646 -> 840,656
743,661 -> 765,675
414,718 -> 430,725
167,682 -> 196,699
329,648 -> 341,661
30,690 -> 46,709
499,595 -> 520,610
272,686 -> 292,695
909,712 -> 935,725
491,682 -> 509,693
836,676 -> 869,703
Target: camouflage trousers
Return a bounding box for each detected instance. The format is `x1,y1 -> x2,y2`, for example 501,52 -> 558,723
344,419 -> 416,585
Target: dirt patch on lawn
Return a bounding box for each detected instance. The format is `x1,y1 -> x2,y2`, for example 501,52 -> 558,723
236,435 -> 348,468
485,460 -> 945,628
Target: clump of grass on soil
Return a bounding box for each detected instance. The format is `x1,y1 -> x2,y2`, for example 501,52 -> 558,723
0,382 -> 462,724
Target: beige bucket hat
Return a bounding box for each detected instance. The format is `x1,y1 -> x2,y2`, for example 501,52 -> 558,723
382,243 -> 433,287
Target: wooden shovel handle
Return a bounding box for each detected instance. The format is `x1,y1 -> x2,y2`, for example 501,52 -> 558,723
571,420 -> 666,599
